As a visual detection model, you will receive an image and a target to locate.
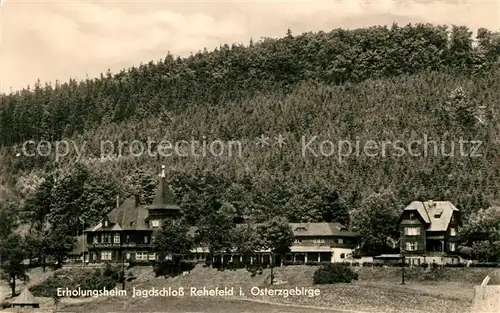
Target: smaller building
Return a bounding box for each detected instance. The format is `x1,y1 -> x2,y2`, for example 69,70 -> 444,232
10,288 -> 39,308
189,222 -> 358,265
287,222 -> 358,263
398,200 -> 462,264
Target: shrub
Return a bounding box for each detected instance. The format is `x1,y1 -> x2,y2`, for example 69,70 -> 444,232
313,263 -> 358,284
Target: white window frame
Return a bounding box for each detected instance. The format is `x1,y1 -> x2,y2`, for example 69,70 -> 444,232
148,253 -> 156,260
449,228 -> 456,236
144,236 -> 149,244
151,220 -> 160,227
113,234 -> 120,244
313,238 -> 325,244
405,227 -> 420,236
136,252 -> 148,261
406,242 -> 418,251
338,238 -> 344,244
93,235 -> 98,244
294,239 -> 302,244
101,251 -> 112,260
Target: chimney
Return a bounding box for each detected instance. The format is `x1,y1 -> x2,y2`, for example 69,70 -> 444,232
159,165 -> 166,199
429,200 -> 434,207
116,195 -> 120,208
160,165 -> 166,178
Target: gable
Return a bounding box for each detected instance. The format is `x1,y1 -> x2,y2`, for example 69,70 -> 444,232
425,201 -> 458,231
147,167 -> 181,211
402,201 -> 431,224
85,196 -> 148,232
290,222 -> 356,237
401,200 -> 459,232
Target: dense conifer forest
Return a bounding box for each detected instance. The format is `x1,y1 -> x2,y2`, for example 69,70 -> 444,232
1,23 -> 500,258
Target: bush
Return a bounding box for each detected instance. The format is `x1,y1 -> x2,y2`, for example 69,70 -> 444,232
313,263 -> 358,284
30,268 -> 121,297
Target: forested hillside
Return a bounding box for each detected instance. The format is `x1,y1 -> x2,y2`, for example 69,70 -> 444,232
1,23 -> 500,257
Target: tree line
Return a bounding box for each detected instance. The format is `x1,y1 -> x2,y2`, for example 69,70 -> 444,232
0,24 -> 499,147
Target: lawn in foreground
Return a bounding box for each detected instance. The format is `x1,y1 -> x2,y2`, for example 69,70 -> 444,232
61,296 -> 343,313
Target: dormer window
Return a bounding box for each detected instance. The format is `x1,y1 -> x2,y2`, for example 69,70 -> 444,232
295,226 -> 307,232
434,208 -> 443,218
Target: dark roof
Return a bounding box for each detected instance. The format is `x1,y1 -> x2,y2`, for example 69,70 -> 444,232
85,167 -> 182,232
147,174 -> 181,211
85,196 -> 149,231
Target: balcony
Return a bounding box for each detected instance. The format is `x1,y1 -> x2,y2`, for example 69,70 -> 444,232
89,242 -> 152,249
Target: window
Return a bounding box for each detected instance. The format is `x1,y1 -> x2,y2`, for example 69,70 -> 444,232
151,220 -> 160,228
450,228 -> 456,236
338,238 -> 344,244
340,253 -> 345,259
102,234 -> 111,243
93,236 -> 98,244
406,242 -> 418,251
101,251 -> 112,260
114,234 -> 120,244
434,208 -> 443,218
104,220 -> 108,227
144,236 -> 149,244
313,238 -> 325,244
449,243 -> 456,252
136,252 -> 148,261
409,213 -> 415,220
294,239 -> 302,244
126,253 -> 131,260
405,227 -> 420,236
148,253 -> 156,260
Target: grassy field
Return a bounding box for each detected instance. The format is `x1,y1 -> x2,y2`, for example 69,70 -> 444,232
48,265 -> 490,313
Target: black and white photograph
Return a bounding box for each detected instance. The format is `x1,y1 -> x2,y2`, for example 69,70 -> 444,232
0,0 -> 500,312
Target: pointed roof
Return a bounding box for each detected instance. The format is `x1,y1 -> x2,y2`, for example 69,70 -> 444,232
402,200 -> 459,231
11,288 -> 38,305
147,165 -> 181,211
107,197 -> 149,230
85,196 -> 149,231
